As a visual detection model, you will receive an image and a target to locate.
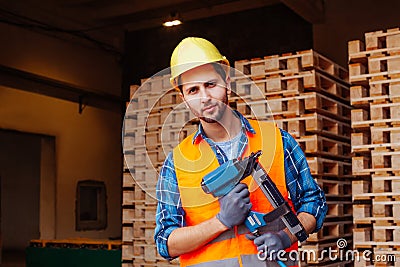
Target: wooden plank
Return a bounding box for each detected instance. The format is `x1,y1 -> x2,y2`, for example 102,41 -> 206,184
302,92 -> 351,122
373,225 -> 400,242
233,79 -> 267,100
372,126 -> 400,147
265,73 -> 305,95
307,157 -> 352,177
129,85 -> 140,99
317,178 -> 352,197
353,175 -> 400,199
133,241 -> 158,262
373,199 -> 400,218
352,199 -> 400,225
371,149 -> 400,169
234,70 -> 350,103
235,98 -> 269,118
349,62 -> 368,85
351,132 -> 372,153
352,152 -> 400,175
276,112 -> 351,141
133,258 -> 179,267
235,49 -> 349,83
123,225 -> 134,243
365,28 -> 400,51
354,216 -> 400,225
298,134 -> 351,159
123,189 -> 135,206
135,94 -> 161,110
350,82 -> 400,107
133,165 -> 159,187
370,78 -> 400,101
353,204 -> 372,221
234,92 -> 351,122
352,108 -> 400,129
349,46 -> 400,65
122,244 -> 134,261
325,201 -> 353,218
302,70 -> 350,103
350,68 -> 400,86
133,221 -> 157,241
368,54 -> 400,74
297,49 -> 349,83
307,220 -> 353,242
348,39 -> 367,63
29,238 -> 122,250
123,172 -> 135,188
134,204 -> 156,221
354,241 -> 400,248
124,145 -> 147,168
140,74 -> 172,94
353,227 -> 372,243
352,156 -> 372,176
124,128 -> 146,147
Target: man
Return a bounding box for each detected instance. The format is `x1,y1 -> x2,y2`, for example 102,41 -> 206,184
154,37 -> 327,267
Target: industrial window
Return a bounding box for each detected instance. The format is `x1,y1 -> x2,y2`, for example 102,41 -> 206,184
76,180 -> 107,231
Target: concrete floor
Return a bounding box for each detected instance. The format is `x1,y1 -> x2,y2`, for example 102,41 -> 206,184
1,250 -> 26,267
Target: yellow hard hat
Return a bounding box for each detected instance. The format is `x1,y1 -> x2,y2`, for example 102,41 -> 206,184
170,37 -> 229,87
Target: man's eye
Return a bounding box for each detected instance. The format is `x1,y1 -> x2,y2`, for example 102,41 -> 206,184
188,87 -> 198,94
205,82 -> 216,88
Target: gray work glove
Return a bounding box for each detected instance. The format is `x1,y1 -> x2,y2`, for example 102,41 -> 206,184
216,183 -> 252,229
246,231 -> 292,261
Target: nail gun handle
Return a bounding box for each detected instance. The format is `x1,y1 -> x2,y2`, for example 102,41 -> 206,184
245,211 -> 288,267
244,211 -> 267,235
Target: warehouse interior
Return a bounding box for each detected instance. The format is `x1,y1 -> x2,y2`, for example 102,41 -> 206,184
0,0 -> 399,266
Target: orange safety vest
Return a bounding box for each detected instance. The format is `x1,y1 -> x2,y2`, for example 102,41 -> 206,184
173,120 -> 298,267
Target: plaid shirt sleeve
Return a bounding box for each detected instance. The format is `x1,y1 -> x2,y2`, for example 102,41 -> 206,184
154,152 -> 184,260
280,129 -> 327,232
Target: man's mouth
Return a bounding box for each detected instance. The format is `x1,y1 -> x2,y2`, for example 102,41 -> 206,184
202,104 -> 217,113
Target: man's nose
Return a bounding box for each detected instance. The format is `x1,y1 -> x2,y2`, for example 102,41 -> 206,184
199,87 -> 211,102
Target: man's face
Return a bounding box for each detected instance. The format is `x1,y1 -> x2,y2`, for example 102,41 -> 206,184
180,64 -> 230,123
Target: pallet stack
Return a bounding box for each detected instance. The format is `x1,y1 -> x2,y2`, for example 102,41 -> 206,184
123,74 -> 198,267
233,49 -> 353,267
349,28 -> 400,267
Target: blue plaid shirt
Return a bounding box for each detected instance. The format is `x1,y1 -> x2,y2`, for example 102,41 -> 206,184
154,111 -> 327,260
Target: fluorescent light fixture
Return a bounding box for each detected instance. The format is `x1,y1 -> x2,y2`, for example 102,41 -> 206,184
163,19 -> 182,27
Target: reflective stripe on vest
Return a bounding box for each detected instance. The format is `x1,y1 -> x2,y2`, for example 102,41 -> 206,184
173,120 -> 298,267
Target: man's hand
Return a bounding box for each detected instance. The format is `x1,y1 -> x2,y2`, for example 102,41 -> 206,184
216,183 -> 252,229
246,231 -> 291,261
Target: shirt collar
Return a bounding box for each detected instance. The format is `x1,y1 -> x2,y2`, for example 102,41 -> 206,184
192,110 -> 256,144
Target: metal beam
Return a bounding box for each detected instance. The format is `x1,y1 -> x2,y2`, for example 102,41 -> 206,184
0,65 -> 123,114
280,0 -> 325,24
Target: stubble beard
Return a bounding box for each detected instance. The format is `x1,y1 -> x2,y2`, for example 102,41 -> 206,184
197,92 -> 229,123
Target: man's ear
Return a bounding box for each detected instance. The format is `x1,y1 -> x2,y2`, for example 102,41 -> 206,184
225,76 -> 232,95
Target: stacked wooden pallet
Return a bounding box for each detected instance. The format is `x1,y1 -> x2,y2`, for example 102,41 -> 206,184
30,238 -> 122,250
349,28 -> 400,267
233,49 -> 353,267
122,74 -> 199,267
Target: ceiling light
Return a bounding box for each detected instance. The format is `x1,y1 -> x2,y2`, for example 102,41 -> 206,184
163,20 -> 182,27
163,19 -> 182,27
163,12 -> 182,27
